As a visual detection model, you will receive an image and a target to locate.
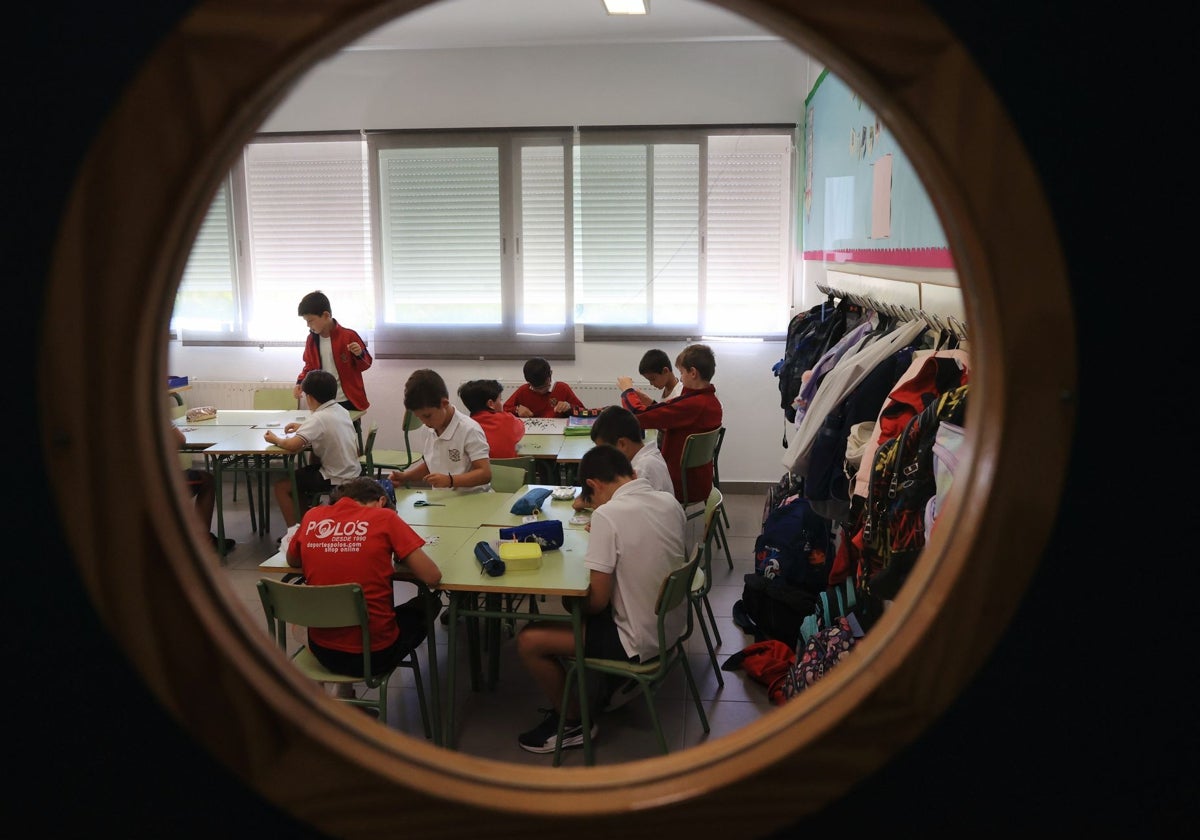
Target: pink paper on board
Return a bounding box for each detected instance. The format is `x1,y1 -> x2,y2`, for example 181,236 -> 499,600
871,153 -> 893,239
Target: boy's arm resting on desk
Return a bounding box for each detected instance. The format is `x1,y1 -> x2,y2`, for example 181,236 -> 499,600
264,430 -> 307,452
395,546 -> 442,587
390,460 -> 429,487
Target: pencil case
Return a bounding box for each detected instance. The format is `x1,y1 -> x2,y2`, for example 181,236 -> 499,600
498,541 -> 543,571
474,541 -> 505,577
498,519 -> 564,549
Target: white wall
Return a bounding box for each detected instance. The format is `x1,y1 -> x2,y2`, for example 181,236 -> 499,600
172,39 -> 824,485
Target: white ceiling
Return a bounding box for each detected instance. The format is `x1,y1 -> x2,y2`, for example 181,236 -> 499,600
345,0 -> 781,51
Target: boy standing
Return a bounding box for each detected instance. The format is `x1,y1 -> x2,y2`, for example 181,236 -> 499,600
286,477 -> 442,678
515,445 -> 687,753
389,369 -> 492,491
503,357 -> 585,418
620,343 -> 723,506
617,348 -> 681,407
265,369 -> 361,527
458,378 -> 525,458
293,288 -> 373,411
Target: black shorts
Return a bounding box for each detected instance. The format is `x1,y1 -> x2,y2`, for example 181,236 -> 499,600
293,463 -> 333,496
584,609 -> 637,662
308,595 -> 436,677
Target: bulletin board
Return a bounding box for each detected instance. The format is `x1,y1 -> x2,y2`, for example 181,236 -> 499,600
801,70 -> 950,268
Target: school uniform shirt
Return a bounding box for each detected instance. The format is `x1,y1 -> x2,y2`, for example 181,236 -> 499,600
502,381 -> 585,418
584,478 -> 687,661
659,380 -> 682,402
412,408 -> 491,492
621,384 -> 723,505
296,319 -> 373,410
287,497 -> 424,653
471,409 -> 525,459
630,442 -> 674,495
292,399 -> 361,485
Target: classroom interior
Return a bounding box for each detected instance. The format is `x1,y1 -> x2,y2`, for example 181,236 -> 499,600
165,0 -> 965,781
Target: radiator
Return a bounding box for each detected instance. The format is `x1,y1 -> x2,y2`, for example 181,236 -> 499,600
478,381 -> 623,408
184,380 -> 297,409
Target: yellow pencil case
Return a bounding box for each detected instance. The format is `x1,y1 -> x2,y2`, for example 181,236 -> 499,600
498,541 -> 543,571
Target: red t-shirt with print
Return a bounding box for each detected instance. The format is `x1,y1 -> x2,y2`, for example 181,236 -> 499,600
472,410 -> 526,458
287,496 -> 424,652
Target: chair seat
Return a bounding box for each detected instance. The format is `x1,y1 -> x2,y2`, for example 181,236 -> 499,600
691,567 -> 706,594
291,646 -> 361,685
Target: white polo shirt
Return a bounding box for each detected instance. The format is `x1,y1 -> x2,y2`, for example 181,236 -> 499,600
584,478 -> 687,660
294,399 -> 360,485
412,407 -> 490,492
630,442 -> 674,496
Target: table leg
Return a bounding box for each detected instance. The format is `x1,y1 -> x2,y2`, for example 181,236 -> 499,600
423,588 -> 441,746
443,593 -> 459,748
214,457 -> 228,560
486,592 -> 501,690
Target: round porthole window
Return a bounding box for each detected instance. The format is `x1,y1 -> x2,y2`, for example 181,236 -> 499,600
38,1 -> 1074,836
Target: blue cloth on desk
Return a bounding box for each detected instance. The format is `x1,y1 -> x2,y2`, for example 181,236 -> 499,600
510,487 -> 552,515
499,519 -> 564,549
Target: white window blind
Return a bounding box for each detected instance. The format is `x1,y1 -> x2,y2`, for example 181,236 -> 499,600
243,138 -> 372,341
519,143 -> 569,327
172,180 -> 236,334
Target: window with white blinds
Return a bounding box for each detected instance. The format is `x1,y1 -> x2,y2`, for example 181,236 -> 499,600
172,126 -> 794,353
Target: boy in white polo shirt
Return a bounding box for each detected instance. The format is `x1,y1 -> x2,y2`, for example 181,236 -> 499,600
389,368 -> 492,492
515,444 -> 687,754
264,369 -> 361,527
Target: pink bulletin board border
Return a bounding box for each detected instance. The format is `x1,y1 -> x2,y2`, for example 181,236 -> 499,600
803,248 -> 954,269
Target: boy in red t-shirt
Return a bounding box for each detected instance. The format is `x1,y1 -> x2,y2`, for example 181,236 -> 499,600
458,378 -> 525,458
503,357 -> 586,419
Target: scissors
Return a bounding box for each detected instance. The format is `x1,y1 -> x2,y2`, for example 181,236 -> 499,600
413,499 -> 445,507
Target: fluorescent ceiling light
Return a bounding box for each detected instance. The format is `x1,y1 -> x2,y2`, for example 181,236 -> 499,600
603,0 -> 648,15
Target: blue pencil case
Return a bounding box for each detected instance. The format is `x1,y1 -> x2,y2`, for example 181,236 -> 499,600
509,487 -> 552,515
498,519 -> 564,550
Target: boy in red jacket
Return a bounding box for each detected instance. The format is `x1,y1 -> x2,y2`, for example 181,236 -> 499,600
620,343 -> 722,506
292,289 -> 372,412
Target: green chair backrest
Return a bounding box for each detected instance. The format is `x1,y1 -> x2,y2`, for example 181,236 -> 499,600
256,578 -> 374,673
490,456 -> 536,485
489,463 -> 528,493
679,427 -> 721,506
254,388 -> 298,410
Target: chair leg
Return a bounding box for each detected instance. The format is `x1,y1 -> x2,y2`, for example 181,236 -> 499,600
692,599 -> 724,687
679,652 -> 711,734
715,516 -> 732,570
702,593 -> 722,646
640,684 -> 669,755
407,653 -> 432,740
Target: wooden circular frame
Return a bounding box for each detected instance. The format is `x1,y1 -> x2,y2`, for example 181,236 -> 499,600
38,0 -> 1075,836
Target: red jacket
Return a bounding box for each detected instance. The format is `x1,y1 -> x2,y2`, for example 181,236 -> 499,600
622,384 -> 722,504
502,381 -> 584,418
296,320 -> 372,410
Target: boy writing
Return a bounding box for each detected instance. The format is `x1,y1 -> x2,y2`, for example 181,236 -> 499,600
588,405 -> 673,495
617,348 -> 681,407
620,343 -> 723,506
389,369 -> 492,491
286,476 -> 441,681
265,369 -> 361,528
458,378 -> 525,458
515,445 -> 687,753
503,357 -> 585,418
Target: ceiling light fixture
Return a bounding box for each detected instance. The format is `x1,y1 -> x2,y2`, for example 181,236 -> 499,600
603,0 -> 648,15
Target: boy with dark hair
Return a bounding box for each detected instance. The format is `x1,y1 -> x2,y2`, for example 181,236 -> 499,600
458,378 -> 525,459
617,348 -> 681,407
620,343 -> 723,506
503,356 -> 585,418
589,405 -> 673,495
286,476 -> 441,681
515,444 -> 686,753
293,289 -> 373,412
265,369 -> 361,527
389,369 -> 492,491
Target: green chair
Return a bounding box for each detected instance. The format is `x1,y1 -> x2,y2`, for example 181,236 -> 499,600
253,387 -> 299,410
488,462 -> 529,493
691,488 -> 727,686
361,413 -> 422,478
490,456 -> 537,487
554,547 -> 709,766
678,428 -> 721,520
256,577 -> 431,737
712,426 -> 731,530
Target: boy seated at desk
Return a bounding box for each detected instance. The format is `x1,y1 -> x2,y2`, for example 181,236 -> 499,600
264,369 -> 361,529
286,476 -> 441,692
458,378 -> 525,458
503,356 -> 586,418
515,444 -> 687,754
389,368 -> 492,492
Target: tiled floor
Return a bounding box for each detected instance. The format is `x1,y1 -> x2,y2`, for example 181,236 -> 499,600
214,476 -> 775,766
